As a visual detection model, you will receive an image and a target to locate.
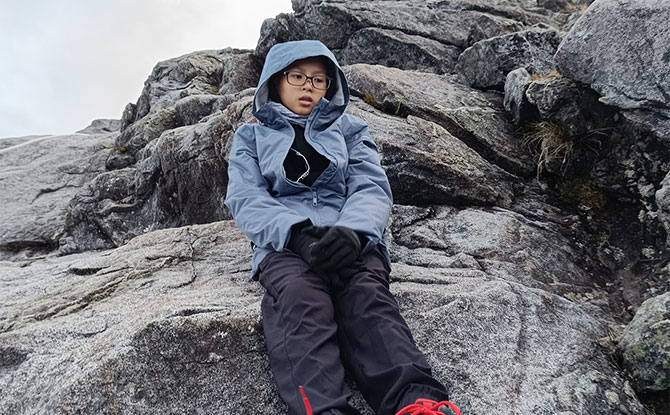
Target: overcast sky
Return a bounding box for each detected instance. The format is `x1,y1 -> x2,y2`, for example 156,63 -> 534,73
0,0 -> 293,139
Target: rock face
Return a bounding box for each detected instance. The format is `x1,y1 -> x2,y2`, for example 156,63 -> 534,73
340,27 -> 462,74
256,0 -> 583,65
387,205 -> 607,302
108,48 -> 260,170
346,98 -> 517,207
344,64 -> 536,177
0,135 -> 50,150
0,133 -> 113,261
59,94 -> 254,255
0,222 -> 281,414
0,220 -> 646,415
1,0 -> 669,414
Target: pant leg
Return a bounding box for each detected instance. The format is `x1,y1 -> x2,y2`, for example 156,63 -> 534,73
258,250 -> 362,415
333,245 -> 450,415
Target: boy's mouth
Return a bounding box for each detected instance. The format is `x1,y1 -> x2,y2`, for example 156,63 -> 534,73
299,96 -> 313,104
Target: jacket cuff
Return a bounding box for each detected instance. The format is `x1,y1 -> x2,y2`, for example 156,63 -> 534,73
355,230 -> 368,250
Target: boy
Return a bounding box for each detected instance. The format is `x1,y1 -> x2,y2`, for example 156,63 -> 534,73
224,40 -> 460,415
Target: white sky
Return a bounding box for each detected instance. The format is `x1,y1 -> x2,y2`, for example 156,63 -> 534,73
0,0 -> 293,139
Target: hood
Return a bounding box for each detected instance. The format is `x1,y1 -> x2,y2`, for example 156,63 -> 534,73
252,40 -> 350,126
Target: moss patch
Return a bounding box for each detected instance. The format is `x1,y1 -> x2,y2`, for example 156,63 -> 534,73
557,178 -> 608,211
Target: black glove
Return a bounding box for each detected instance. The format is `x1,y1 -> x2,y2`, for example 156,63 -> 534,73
308,226 -> 363,271
287,223 -> 327,265
324,257 -> 365,291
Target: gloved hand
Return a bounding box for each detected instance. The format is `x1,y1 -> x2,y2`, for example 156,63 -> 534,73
307,226 -> 363,272
287,224 -> 328,265
323,257 -> 365,291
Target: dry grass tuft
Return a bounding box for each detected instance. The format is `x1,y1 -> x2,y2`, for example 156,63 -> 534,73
523,121 -> 574,179
531,69 -> 560,81
363,90 -> 379,108
563,2 -> 590,13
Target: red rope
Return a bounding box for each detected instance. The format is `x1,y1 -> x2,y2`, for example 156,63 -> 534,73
299,385 -> 313,415
395,398 -> 461,415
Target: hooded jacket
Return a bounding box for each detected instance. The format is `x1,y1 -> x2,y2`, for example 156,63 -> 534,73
224,40 -> 393,279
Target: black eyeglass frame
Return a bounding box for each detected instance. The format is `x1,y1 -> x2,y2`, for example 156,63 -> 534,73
282,71 -> 332,90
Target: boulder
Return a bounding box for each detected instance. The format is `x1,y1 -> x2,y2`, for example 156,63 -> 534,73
537,0 -> 594,12
173,94 -> 227,126
0,222 -> 282,414
395,267 -> 644,415
554,0 -> 670,141
525,75 -> 616,140
107,107 -> 179,169
537,0 -> 593,10
617,292 -> 670,394
347,99 -> 517,207
131,49 -> 256,120
456,27 -> 561,90
218,50 -> 263,96
622,110 -> 670,144
255,12 -> 307,59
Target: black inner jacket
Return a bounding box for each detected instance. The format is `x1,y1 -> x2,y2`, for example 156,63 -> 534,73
283,124 -> 329,187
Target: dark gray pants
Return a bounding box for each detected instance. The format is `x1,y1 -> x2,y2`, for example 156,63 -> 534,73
258,245 -> 449,415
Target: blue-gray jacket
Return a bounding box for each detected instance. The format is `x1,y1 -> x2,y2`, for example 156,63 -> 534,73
224,40 -> 393,279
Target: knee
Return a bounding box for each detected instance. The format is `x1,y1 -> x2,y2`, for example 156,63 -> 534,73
346,267 -> 391,295
340,272 -> 398,314
271,275 -> 336,331
261,257 -> 332,309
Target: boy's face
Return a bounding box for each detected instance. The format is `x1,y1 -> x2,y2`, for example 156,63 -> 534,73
277,57 -> 329,116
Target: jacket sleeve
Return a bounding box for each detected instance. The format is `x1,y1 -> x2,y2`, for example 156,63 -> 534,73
224,125 -> 311,251
334,119 -> 393,247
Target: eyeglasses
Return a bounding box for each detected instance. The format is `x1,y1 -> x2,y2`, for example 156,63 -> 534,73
283,71 -> 331,90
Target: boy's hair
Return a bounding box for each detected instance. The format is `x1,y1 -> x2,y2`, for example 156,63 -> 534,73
268,55 -> 337,103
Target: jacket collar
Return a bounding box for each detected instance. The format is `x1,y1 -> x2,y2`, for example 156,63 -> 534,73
255,94 -> 346,132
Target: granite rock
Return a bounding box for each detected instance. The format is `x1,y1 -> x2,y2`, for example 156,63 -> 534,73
617,292 -> 670,394
457,27 -> 561,90
0,133 -> 113,261
555,0 -> 670,141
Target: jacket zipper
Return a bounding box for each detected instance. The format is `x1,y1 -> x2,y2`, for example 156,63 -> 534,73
312,191 -> 317,207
